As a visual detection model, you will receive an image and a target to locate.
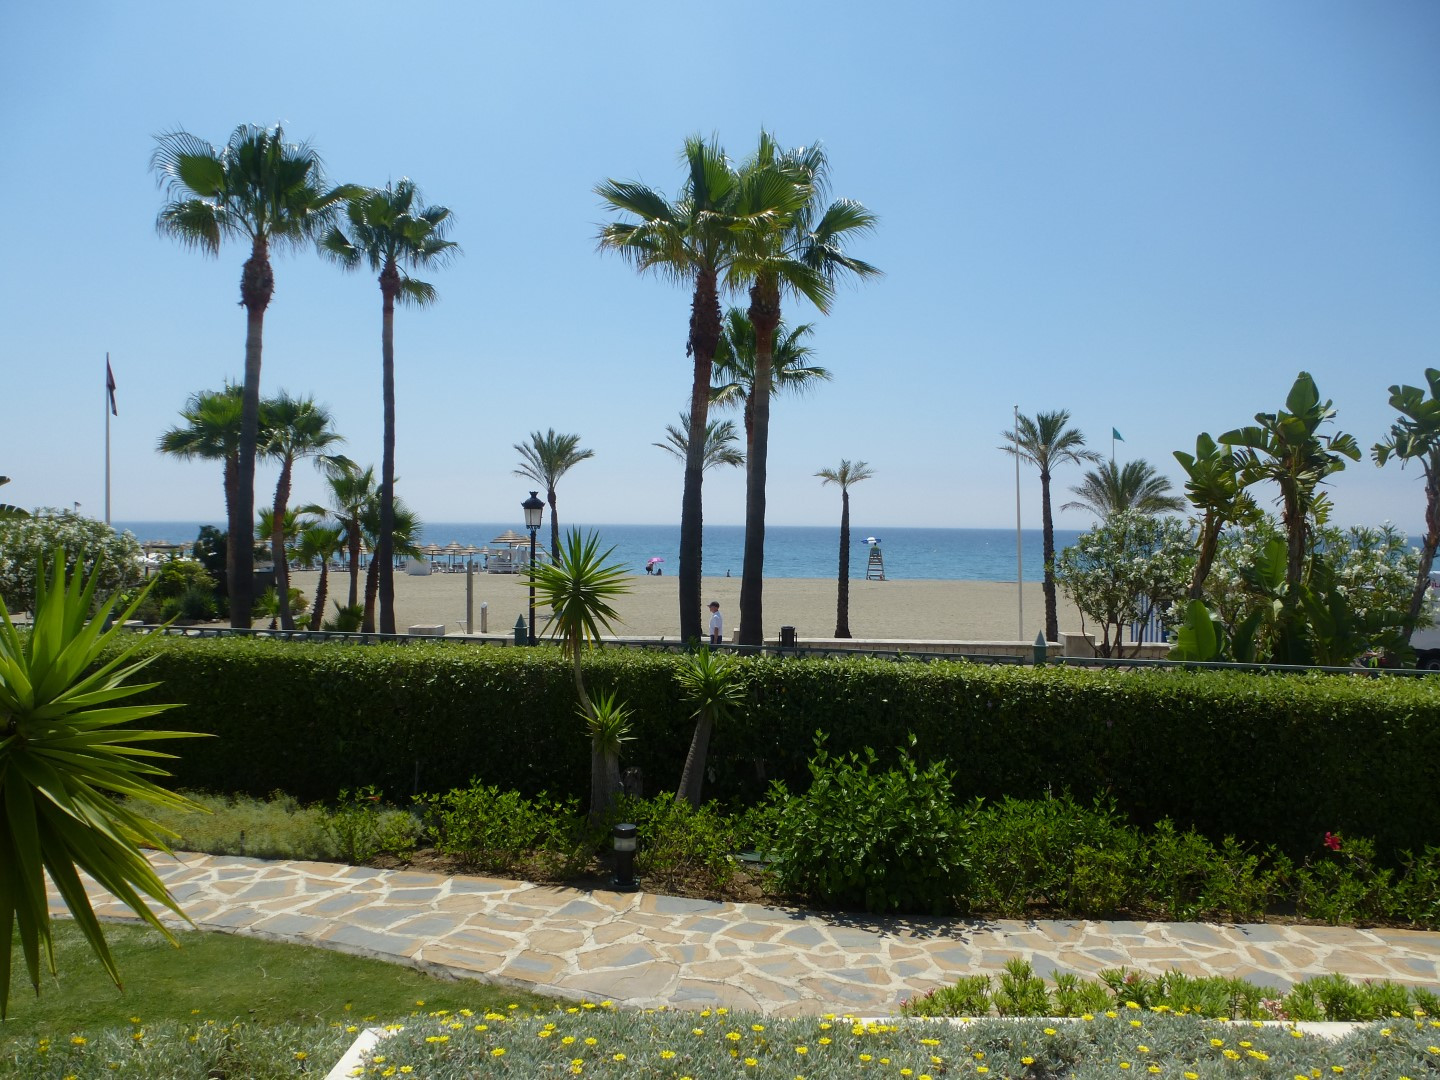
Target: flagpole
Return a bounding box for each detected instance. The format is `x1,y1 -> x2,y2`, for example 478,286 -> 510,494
1014,404 -> 1023,640
104,353 -> 112,525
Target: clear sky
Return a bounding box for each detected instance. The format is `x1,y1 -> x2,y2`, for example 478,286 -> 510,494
2,2 -> 1437,535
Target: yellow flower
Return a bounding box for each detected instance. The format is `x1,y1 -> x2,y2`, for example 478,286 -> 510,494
346,1025 -> 359,1033
661,1049 -> 676,1059
1081,1015 -> 1094,1022
692,1028 -> 705,1036
727,1032 -> 743,1042
1106,1011 -> 1118,1019
1137,1045 -> 1149,1052
819,1022 -> 833,1030
70,1037 -> 87,1046
585,1037 -> 597,1046
860,1053 -> 873,1062
819,1037 -> 832,1045
294,1051 -> 308,1061
474,1024 -> 488,1032
1291,1030 -> 1304,1038
1021,1057 -> 1034,1065
400,1069 -> 413,1076
1120,1065 -> 1131,1071
920,1038 -> 939,1046
562,1035 -> 575,1044
1239,1040 -> 1252,1048
901,1070 -> 914,1077
796,1046 -> 809,1054
1147,1068 -> 1160,1075
1223,1050 -> 1240,1060
718,1008 -> 730,1014
538,1030 -> 552,1038
977,1068 -> 990,1075
1210,1039 -> 1225,1047
1130,1019 -> 1142,1028
1185,1074 -> 1198,1080
1126,1001 -> 1140,1010
613,1053 -> 626,1062
753,1024 -> 766,1032
744,1058 -> 757,1067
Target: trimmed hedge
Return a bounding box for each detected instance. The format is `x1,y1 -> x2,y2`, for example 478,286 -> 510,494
112,637 -> 1440,860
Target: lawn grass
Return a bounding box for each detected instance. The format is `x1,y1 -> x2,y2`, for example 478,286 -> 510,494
2,920 -> 560,1047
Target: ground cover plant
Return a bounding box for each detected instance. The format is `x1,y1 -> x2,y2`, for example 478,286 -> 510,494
0,921 -> 560,1078
345,1002 -> 1440,1079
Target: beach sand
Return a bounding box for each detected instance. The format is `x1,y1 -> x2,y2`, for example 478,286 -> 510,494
291,568 -> 1085,642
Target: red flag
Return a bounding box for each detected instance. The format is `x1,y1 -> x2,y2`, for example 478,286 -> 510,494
106,357 -> 117,416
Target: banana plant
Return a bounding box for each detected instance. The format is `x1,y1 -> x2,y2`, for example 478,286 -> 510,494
0,550 -> 207,1017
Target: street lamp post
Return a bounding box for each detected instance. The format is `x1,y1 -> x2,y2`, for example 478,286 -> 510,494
522,490 -> 544,646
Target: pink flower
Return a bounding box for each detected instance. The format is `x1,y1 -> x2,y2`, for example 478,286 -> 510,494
1323,832 -> 1342,852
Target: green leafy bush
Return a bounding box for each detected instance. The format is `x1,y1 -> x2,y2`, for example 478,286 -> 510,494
321,786 -> 418,863
418,781 -> 589,876
612,794 -> 737,894
763,735 -> 969,914
0,510 -> 142,613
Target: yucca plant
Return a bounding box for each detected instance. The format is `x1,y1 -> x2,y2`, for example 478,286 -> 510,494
675,647 -> 746,807
0,550 -> 207,1017
531,529 -> 632,821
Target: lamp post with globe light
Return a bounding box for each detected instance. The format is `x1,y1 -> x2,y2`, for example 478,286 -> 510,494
522,491 -> 544,645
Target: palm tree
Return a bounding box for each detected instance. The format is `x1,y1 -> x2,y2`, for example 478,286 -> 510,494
323,465 -> 378,610
597,137 -> 742,642
710,307 -> 830,457
157,386 -> 245,610
1061,459 -> 1186,520
653,412 -> 745,472
529,529 -> 632,822
1001,410 -> 1103,643
260,393 -> 349,630
816,459 -> 874,638
729,133 -> 880,647
295,522 -> 344,629
1173,433 -> 1258,600
152,125 -> 347,628
359,498 -> 423,633
1222,371 -> 1360,612
514,430 -> 594,561
0,476 -> 27,520
1374,369 -> 1440,635
320,180 -> 457,636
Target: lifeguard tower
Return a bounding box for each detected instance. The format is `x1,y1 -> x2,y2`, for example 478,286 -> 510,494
864,537 -> 886,580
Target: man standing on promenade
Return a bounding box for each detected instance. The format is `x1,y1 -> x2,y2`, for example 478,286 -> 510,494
708,601 -> 723,645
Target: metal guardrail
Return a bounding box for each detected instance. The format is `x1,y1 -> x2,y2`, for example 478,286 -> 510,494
121,623 -> 1435,676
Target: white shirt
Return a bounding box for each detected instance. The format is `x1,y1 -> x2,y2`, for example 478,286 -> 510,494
708,609 -> 723,638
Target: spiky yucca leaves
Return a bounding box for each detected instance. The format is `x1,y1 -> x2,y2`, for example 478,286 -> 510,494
675,647 -> 746,808
530,530 -> 632,821
0,551 -> 207,1017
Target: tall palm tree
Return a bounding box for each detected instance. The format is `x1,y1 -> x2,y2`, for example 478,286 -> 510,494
1374,369 -> 1440,636
1061,459 -> 1186,520
514,429 -> 594,561
1001,410 -> 1102,643
323,465 -> 378,610
152,125 -> 347,628
816,459 -> 874,638
320,179 -> 457,636
597,137 -> 742,642
260,393 -> 349,630
1222,371 -> 1360,612
157,386 -> 246,608
653,412 -> 745,472
729,134 -> 879,646
710,307 -> 830,457
1173,433 -> 1258,600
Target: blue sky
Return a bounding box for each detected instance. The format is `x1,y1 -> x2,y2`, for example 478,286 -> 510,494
3,2 -> 1437,534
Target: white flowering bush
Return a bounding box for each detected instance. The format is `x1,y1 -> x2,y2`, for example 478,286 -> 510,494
1056,511 -> 1194,657
0,510 -> 142,614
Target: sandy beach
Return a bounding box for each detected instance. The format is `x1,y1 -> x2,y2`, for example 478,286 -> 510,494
290,568 -> 1086,642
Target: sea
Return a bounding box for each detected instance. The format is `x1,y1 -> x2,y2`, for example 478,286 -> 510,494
112,521 -> 1082,582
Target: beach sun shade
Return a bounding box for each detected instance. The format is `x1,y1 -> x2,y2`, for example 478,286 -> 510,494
490,529 -> 528,546
647,557 -> 664,564
864,536 -> 881,545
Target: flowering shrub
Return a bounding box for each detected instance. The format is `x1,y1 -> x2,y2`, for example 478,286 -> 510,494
0,509 -> 142,613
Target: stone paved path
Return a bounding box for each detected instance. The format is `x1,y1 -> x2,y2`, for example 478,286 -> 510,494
60,853 -> 1440,1017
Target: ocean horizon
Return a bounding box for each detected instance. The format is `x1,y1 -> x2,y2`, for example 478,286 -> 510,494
112,522 -> 1085,583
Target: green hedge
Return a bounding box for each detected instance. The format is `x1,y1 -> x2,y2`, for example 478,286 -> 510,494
113,637 -> 1440,860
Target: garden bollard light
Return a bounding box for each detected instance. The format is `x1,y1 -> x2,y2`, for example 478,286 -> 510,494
1033,631 -> 1048,666
611,823 -> 638,892
513,615 -> 527,646
480,601 -> 488,633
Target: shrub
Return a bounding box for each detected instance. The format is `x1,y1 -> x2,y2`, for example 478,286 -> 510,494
418,782 -> 589,876
764,735 -> 969,914
321,786 -> 419,864
612,794 -> 737,894
0,510 -> 142,613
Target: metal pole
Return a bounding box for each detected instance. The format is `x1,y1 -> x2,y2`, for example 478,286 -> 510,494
1014,404 -> 1023,640
527,527 -> 538,645
466,562 -> 474,634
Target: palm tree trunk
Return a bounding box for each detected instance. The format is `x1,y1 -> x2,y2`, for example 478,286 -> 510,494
1189,512 -> 1221,601
311,565 -> 329,629
835,488 -> 852,638
547,488 -> 560,563
1405,463 -> 1440,640
680,268 -> 723,644
739,282 -> 779,647
676,711 -> 714,808
234,236 -> 272,630
1282,487 -> 1306,616
1040,468 -> 1059,643
362,555 -> 380,634
378,270 -> 398,635
347,526 -> 362,609
222,453 -> 239,608
272,457 -> 294,630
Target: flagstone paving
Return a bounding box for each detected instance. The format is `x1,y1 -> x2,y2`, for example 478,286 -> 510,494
58,852 -> 1440,1017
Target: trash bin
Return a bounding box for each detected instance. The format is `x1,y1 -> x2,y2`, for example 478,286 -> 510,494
779,625 -> 797,647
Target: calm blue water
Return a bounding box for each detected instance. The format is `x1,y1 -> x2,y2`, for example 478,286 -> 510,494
113,521 -> 1081,582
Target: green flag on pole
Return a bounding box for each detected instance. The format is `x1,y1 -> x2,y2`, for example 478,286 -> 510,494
1112,427 -> 1124,442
